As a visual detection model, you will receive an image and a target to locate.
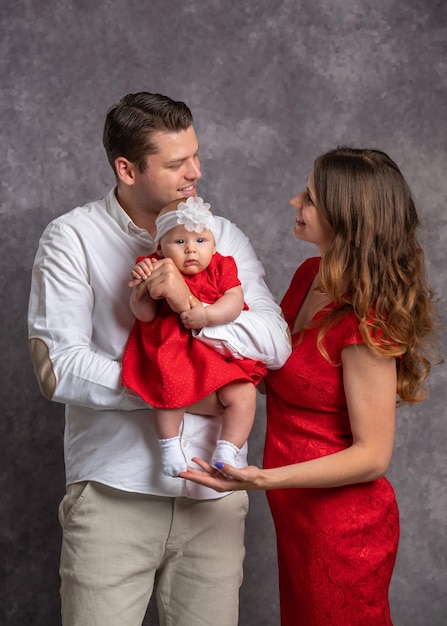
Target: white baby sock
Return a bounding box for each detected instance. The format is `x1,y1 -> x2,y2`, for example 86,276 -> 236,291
211,439 -> 241,468
158,436 -> 187,477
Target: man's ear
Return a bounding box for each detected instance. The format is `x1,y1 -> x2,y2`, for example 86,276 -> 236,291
115,157 -> 137,185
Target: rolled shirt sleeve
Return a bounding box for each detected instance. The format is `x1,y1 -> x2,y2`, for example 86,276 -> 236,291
28,205 -> 150,411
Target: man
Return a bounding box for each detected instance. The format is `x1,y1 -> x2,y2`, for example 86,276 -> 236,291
28,92 -> 291,626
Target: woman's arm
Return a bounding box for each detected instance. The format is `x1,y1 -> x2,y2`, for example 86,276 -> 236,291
180,344 -> 397,491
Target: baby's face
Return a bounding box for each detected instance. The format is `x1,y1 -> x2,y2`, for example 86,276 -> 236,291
159,225 -> 216,275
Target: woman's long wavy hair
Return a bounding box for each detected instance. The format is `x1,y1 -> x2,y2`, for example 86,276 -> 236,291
312,147 -> 439,403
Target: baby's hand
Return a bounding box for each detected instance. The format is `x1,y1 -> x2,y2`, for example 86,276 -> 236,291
180,297 -> 208,330
128,258 -> 155,288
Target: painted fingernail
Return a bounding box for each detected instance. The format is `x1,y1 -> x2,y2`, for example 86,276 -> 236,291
215,462 -> 224,469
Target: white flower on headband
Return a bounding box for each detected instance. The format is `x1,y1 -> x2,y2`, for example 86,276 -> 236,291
177,197 -> 213,233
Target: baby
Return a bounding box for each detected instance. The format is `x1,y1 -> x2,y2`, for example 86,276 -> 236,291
122,197 -> 266,476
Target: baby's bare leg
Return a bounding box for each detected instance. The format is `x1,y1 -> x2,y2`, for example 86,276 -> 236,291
212,382 -> 257,467
154,407 -> 185,439
154,407 -> 187,477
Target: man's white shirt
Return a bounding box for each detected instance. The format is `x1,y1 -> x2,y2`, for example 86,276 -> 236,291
28,188 -> 291,499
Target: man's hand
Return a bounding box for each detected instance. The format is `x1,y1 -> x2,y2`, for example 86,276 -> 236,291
143,258 -> 192,313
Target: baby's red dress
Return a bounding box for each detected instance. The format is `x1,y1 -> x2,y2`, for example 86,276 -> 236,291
122,252 -> 266,408
264,257 -> 399,625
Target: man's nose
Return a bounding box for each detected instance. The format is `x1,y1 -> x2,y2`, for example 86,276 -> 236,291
186,159 -> 201,180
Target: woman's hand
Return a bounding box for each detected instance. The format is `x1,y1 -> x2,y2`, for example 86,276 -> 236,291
179,457 -> 265,492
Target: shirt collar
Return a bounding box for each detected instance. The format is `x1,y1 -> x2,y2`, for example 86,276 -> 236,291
105,187 -> 149,235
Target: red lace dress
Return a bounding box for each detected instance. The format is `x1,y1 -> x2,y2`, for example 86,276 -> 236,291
122,252 -> 265,408
264,257 -> 399,625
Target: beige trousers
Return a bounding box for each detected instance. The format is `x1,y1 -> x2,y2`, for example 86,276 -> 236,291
59,481 -> 248,626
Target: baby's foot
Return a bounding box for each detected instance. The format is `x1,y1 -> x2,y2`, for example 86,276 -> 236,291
211,439 -> 240,468
158,436 -> 187,476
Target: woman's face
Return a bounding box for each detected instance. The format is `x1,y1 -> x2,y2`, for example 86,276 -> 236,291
289,170 -> 333,254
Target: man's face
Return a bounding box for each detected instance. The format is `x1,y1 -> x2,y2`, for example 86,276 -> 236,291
133,127 -> 202,214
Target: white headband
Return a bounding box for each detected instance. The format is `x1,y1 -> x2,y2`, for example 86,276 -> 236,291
154,197 -> 218,246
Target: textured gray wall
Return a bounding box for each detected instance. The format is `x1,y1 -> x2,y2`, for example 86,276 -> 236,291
1,1 -> 446,624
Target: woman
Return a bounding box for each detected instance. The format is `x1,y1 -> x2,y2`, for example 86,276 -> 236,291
180,147 -> 439,625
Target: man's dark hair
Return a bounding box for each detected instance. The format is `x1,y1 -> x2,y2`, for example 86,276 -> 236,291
103,92 -> 193,175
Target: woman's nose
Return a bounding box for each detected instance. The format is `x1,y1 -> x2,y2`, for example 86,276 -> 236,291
289,193 -> 302,208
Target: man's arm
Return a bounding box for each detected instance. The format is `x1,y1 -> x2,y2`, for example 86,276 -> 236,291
28,220 -> 148,411
194,218 -> 291,369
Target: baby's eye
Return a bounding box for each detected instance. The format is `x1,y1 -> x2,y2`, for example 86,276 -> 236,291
175,239 -> 184,244
197,238 -> 205,243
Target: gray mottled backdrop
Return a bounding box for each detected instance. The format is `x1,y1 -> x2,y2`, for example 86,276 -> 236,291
1,1 -> 446,624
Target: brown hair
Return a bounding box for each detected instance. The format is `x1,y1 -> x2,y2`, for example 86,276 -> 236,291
312,147 -> 440,403
103,92 -> 193,175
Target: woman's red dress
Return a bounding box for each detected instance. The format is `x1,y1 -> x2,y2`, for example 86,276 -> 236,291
122,252 -> 265,408
264,257 -> 399,625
